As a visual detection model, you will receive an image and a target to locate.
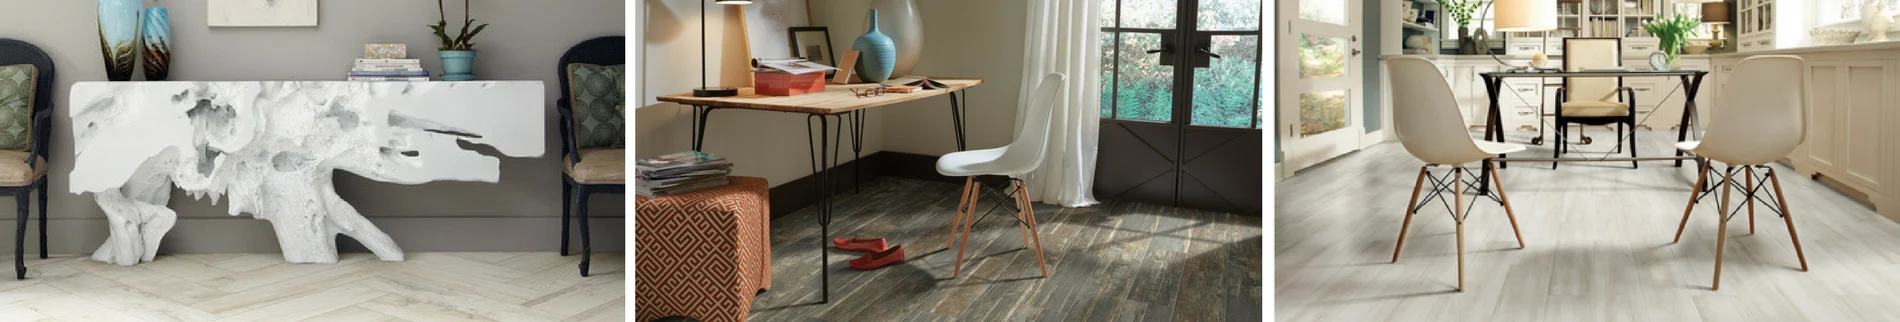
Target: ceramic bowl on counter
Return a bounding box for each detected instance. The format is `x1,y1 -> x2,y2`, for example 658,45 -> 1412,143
1809,28 -> 1863,46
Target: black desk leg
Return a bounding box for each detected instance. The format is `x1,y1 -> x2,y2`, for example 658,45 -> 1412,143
806,114 -> 842,303
691,106 -> 716,152
1674,74 -> 1705,167
848,110 -> 865,194
1478,76 -> 1501,195
949,90 -> 968,152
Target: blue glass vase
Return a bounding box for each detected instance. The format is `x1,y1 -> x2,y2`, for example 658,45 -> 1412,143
98,0 -> 142,81
851,9 -> 897,83
142,7 -> 171,81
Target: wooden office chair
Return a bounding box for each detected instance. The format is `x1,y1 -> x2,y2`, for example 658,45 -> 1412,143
0,39 -> 52,280
1385,57 -> 1528,292
1669,55 -> 1809,291
557,36 -> 626,276
1554,38 -> 1639,169
936,73 -> 1063,279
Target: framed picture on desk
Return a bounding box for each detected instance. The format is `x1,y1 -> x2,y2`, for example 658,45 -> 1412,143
789,27 -> 837,78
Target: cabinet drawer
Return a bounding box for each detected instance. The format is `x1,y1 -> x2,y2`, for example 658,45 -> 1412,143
1626,81 -> 1663,106
1623,43 -> 1660,57
1506,43 -> 1543,56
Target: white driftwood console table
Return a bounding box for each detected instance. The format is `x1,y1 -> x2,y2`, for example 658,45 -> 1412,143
67,81 -> 543,266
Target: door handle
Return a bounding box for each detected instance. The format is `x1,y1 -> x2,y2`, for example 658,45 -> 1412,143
1351,48 -> 1362,56
1146,44 -> 1171,55
1198,47 -> 1222,60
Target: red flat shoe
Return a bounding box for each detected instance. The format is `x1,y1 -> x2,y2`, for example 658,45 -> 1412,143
832,237 -> 888,252
849,245 -> 905,270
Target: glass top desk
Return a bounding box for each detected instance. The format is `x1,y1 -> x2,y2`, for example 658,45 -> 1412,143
1473,69 -> 1710,193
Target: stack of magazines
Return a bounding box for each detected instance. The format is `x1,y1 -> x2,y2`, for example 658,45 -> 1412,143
635,151 -> 734,197
348,58 -> 430,81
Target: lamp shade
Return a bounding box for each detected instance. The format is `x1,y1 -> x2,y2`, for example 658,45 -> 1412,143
1494,0 -> 1557,32
716,0 -> 752,4
1702,2 -> 1731,23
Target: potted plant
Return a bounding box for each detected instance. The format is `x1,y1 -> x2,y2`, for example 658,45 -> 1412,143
430,0 -> 489,81
1441,0 -> 1481,54
1643,14 -> 1700,70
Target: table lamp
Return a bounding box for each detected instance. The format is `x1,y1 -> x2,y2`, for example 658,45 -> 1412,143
1494,0 -> 1558,70
1701,1 -> 1732,50
695,0 -> 752,97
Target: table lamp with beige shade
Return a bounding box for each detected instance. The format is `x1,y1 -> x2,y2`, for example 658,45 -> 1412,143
1492,0 -> 1557,70
1700,1 -> 1731,50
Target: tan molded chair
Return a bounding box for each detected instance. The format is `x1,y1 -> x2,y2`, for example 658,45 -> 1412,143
1669,55 -> 1809,291
1385,57 -> 1528,292
1554,38 -> 1640,168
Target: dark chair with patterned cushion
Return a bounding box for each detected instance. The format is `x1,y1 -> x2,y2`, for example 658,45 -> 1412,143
557,36 -> 626,277
0,38 -> 52,280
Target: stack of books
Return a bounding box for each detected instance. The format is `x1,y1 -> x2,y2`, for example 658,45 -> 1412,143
348,58 -> 430,81
635,151 -> 734,197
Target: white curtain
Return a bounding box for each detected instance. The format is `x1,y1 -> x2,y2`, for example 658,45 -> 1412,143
1015,0 -> 1102,208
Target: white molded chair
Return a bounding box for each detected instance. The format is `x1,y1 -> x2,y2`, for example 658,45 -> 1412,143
1385,57 -> 1528,292
1669,55 -> 1809,291
935,73 -> 1062,279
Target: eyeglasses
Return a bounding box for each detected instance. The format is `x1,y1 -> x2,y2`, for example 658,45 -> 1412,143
850,86 -> 888,98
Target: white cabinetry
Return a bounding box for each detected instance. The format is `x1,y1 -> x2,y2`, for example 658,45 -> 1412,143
1734,0 -> 1805,52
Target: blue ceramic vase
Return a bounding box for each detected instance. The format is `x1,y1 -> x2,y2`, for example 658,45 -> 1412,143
851,9 -> 897,83
98,0 -> 142,81
141,7 -> 171,81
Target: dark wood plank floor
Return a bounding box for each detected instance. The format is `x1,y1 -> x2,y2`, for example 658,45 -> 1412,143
745,177 -> 1264,321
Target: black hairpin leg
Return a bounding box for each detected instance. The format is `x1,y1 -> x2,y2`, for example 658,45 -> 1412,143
806,114 -> 843,303
948,90 -> 968,152
691,106 -> 717,152
848,110 -> 866,194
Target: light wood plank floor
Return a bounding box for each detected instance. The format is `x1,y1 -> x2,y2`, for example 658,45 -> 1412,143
0,252 -> 625,321
1276,130 -> 1900,322
744,177 -> 1264,321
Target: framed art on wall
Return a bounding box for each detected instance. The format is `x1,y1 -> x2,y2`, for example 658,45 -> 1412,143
208,0 -> 319,27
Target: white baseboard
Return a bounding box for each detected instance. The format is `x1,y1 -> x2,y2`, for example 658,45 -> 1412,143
1274,162 -> 1286,181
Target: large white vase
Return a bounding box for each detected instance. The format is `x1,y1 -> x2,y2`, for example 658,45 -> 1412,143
867,0 -> 923,78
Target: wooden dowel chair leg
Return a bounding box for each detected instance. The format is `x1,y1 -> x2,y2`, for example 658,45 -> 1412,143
947,177 -> 973,251
1674,161 -> 1710,243
1746,167 -> 1756,235
1017,181 -> 1049,278
1487,161 -> 1525,249
1392,167 -> 1429,263
1453,167 -> 1466,292
1713,167 -> 1736,290
952,177 -> 978,279
1013,181 -> 1033,249
1768,168 -> 1809,271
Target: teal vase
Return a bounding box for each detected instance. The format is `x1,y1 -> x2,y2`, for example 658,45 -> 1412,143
851,9 -> 896,83
97,0 -> 142,81
439,50 -> 476,81
141,7 -> 171,81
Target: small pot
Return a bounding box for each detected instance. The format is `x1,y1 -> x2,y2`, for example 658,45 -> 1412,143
439,50 -> 477,81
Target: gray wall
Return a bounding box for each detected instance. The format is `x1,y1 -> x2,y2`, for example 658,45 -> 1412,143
0,0 -> 626,254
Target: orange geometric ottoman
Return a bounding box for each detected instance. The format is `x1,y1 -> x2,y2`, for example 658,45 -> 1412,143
634,176 -> 771,322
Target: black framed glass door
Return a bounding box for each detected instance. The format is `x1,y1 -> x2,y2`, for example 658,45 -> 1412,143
1095,0 -> 1263,214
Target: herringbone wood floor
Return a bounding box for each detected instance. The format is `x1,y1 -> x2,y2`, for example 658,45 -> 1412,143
0,252 -> 625,321
744,177 -> 1265,321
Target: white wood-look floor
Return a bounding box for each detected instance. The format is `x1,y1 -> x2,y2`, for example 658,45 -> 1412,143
0,252 -> 625,322
1276,129 -> 1900,322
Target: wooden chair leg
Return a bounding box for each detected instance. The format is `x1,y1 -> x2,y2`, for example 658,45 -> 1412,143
1487,161 -> 1525,248
36,181 -> 45,259
1453,167 -> 1466,291
953,178 -> 978,279
1713,167 -> 1736,290
561,181 -> 572,256
1767,168 -> 1809,271
1745,167 -> 1756,235
1674,161 -> 1711,243
1392,167 -> 1429,263
1016,181 -> 1049,278
947,177 -> 973,251
577,189 -> 592,277
1012,181 -> 1032,249
14,192 -> 26,280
